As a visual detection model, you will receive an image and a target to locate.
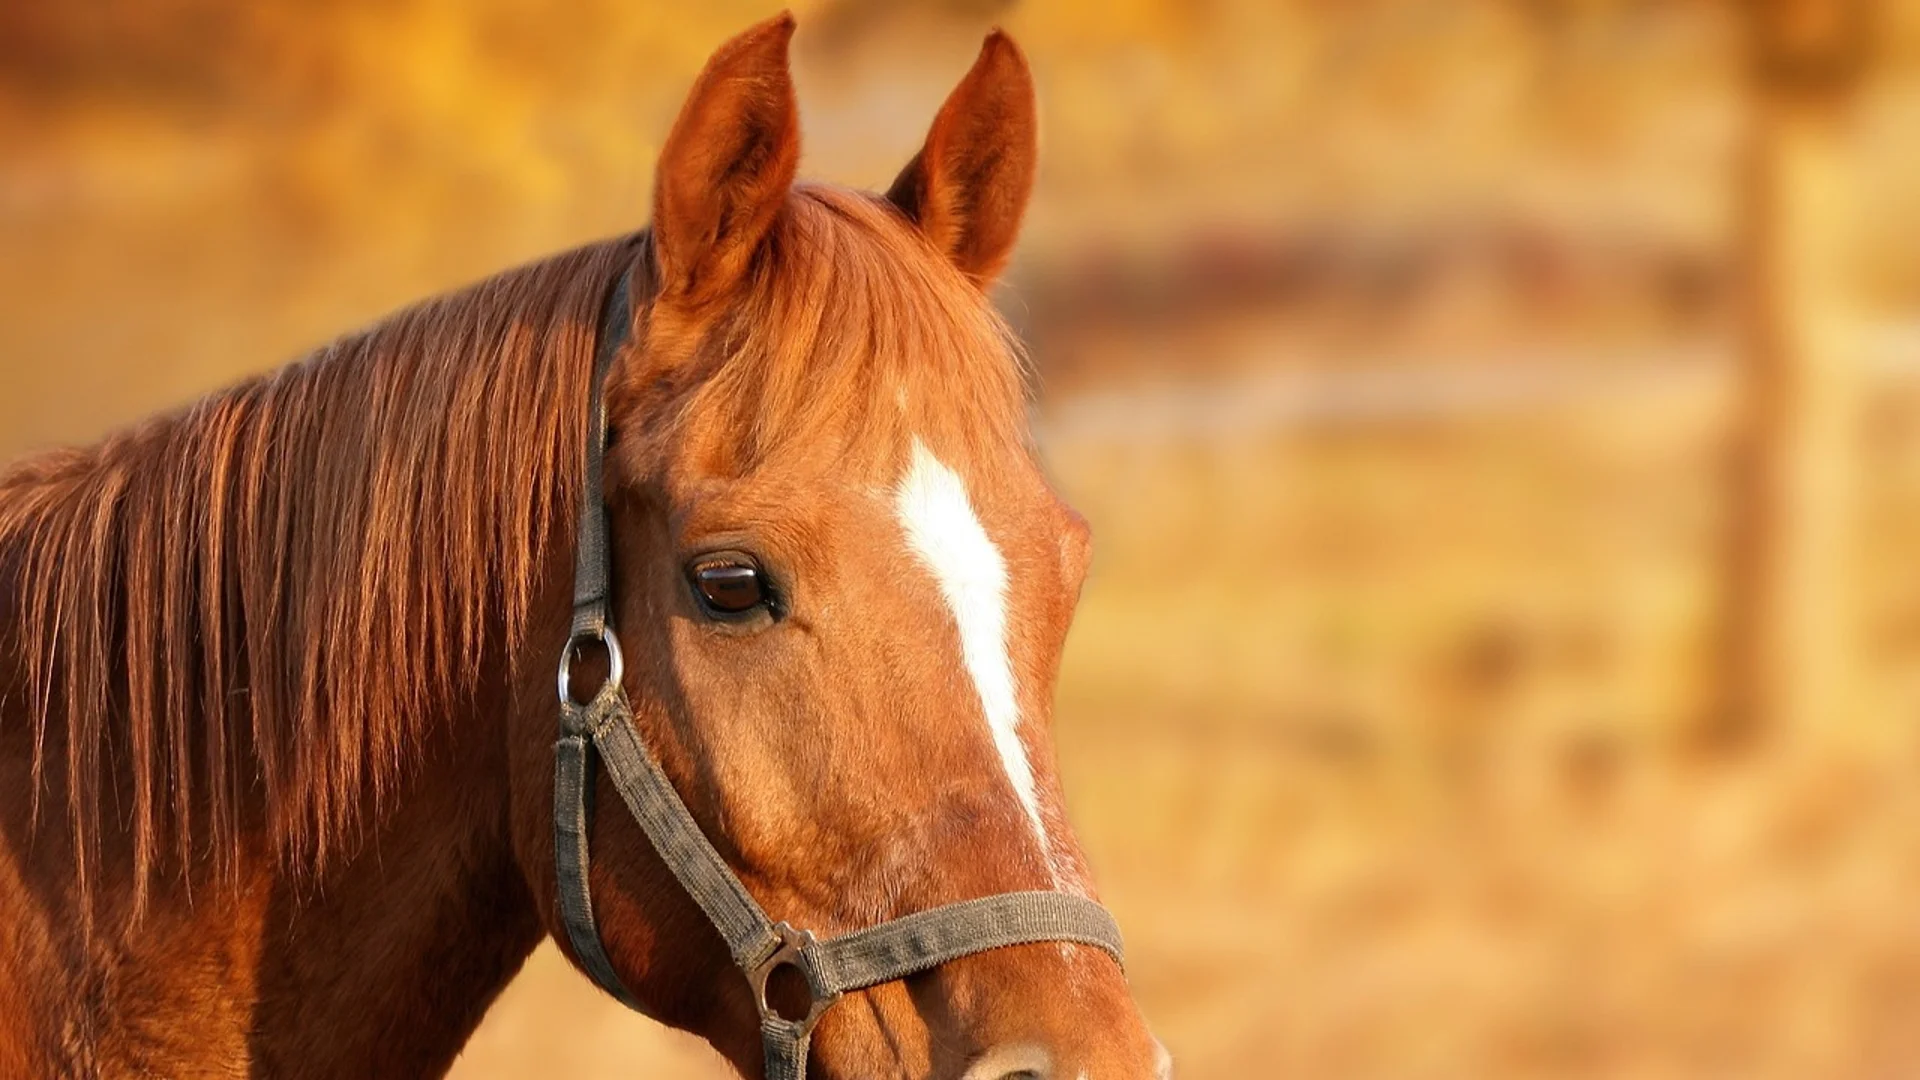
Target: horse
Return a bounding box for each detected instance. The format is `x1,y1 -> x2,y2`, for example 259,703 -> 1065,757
0,13 -> 1167,1079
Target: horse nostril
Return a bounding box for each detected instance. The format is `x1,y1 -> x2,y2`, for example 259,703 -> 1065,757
960,1048 -> 1052,1080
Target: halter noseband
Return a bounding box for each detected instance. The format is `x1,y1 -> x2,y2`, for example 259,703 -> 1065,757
552,262 -> 1126,1079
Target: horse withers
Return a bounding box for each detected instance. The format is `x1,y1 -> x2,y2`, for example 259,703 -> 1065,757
0,12 -> 1168,1079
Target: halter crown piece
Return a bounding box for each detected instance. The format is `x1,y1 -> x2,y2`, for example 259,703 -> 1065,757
552,262 -> 1127,1079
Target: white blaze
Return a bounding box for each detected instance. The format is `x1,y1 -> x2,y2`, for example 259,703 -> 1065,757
894,438 -> 1050,855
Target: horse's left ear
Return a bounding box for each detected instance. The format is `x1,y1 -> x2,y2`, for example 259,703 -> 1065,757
886,29 -> 1038,287
653,12 -> 801,307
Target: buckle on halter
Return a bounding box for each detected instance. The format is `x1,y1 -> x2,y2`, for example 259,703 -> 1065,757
747,922 -> 840,1037
558,625 -> 625,708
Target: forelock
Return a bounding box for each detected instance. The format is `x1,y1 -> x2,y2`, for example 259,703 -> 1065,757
676,185 -> 1029,478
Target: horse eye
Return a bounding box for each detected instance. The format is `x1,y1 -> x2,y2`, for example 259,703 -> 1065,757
691,562 -> 766,615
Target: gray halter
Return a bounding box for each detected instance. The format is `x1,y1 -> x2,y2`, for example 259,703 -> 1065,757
552,261 -> 1126,1079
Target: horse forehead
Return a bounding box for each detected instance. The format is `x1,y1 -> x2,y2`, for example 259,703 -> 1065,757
683,430 -> 1058,526
885,437 -> 1078,609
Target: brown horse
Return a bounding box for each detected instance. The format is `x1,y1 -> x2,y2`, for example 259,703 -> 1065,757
0,14 -> 1165,1079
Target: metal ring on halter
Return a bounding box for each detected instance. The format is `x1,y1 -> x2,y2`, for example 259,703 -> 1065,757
558,625 -> 625,707
747,923 -> 840,1038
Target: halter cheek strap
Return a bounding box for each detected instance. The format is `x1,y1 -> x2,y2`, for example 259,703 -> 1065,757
552,264 -> 1126,1080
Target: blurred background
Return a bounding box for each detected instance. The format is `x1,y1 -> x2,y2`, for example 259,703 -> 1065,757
4,0 -> 1920,1075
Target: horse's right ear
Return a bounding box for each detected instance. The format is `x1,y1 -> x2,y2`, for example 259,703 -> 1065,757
651,12 -> 800,307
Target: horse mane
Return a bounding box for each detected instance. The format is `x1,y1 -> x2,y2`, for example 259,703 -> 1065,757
0,234 -> 636,913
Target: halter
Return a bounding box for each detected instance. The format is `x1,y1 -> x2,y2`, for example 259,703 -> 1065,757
552,263 -> 1126,1079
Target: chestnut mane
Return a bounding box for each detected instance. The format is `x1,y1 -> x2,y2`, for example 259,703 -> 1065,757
0,236 -> 633,912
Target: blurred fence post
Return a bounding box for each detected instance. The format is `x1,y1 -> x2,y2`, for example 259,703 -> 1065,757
1726,0 -> 1871,745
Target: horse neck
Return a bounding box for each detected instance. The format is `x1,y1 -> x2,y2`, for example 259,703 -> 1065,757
0,491 -> 556,1080
0,232 -> 628,1071
241,678 -> 545,1079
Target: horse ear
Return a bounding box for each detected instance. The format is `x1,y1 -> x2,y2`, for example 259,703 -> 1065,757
652,12 -> 800,306
886,30 -> 1038,287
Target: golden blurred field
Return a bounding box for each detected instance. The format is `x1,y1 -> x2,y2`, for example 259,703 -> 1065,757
8,1 -> 1920,1077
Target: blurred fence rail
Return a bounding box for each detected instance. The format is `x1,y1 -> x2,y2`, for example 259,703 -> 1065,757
1040,321 -> 1920,440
